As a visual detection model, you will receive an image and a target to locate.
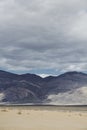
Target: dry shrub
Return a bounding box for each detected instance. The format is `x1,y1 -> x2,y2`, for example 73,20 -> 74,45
1,109 -> 8,112
17,111 -> 22,115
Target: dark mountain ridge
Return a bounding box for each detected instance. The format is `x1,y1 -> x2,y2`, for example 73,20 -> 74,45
0,70 -> 87,104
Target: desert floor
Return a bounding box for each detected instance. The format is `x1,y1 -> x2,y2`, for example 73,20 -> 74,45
0,106 -> 87,130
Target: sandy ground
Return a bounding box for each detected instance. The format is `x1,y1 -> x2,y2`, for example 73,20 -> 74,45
0,107 -> 87,130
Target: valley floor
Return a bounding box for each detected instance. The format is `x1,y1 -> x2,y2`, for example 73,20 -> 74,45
0,106 -> 87,130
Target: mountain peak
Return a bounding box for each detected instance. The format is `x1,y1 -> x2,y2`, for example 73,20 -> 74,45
0,70 -> 87,105
58,71 -> 87,78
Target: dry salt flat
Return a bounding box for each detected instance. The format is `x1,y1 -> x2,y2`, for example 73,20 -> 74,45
0,106 -> 87,130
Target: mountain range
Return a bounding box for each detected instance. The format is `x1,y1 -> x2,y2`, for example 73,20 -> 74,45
0,70 -> 87,105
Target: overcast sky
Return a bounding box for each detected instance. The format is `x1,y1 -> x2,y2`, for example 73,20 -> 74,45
0,0 -> 87,76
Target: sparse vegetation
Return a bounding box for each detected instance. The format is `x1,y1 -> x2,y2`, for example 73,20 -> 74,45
79,113 -> 82,116
1,109 -> 8,112
17,111 -> 22,115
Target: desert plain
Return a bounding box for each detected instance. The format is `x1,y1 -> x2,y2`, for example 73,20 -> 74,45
0,106 -> 87,130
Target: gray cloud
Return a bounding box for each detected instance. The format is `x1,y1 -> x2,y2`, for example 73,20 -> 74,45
0,0 -> 87,74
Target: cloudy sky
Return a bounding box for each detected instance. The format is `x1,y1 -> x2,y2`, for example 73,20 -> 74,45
0,0 -> 87,76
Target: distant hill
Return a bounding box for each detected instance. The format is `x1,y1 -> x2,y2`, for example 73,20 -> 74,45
0,70 -> 87,105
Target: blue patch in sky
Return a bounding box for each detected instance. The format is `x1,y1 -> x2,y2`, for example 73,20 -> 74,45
2,68 -> 60,75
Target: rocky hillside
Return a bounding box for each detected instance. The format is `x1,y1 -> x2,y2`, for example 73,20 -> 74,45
0,70 -> 87,105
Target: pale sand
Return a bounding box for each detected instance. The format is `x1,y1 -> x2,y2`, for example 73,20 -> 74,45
0,106 -> 87,130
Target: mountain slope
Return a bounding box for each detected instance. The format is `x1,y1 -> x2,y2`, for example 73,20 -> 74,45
47,86 -> 87,105
0,70 -> 87,105
0,70 -> 43,103
44,71 -> 87,94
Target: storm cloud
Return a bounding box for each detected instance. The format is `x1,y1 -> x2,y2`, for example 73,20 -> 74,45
0,0 -> 87,75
